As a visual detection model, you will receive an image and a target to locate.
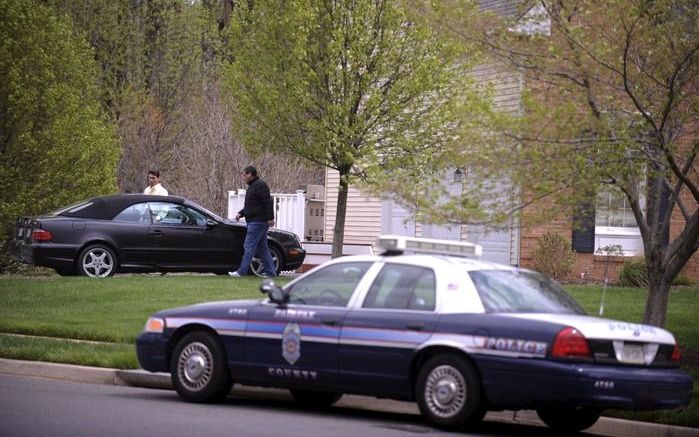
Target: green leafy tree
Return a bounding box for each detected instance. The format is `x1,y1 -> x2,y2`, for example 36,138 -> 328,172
0,0 -> 119,269
406,0 -> 698,327
223,0 -> 484,257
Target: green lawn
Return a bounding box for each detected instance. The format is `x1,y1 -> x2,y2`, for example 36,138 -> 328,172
0,275 -> 696,427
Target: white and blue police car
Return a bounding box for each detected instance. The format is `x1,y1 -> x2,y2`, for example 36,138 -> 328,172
136,235 -> 693,432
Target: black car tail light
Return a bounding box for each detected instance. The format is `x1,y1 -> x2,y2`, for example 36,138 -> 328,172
31,229 -> 53,242
551,327 -> 592,359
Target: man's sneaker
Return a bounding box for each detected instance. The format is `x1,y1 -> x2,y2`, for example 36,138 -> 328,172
228,271 -> 242,277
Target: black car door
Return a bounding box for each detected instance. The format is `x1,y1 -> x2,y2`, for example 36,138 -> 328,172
147,201 -> 230,269
339,263 -> 440,398
109,203 -> 152,266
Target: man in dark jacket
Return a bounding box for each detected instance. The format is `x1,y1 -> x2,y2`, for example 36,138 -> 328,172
229,166 -> 277,277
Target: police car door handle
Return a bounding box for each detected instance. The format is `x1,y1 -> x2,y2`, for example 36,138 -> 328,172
321,319 -> 338,326
150,229 -> 163,237
407,323 -> 424,331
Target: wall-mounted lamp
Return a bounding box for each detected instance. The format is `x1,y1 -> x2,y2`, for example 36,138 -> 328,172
453,168 -> 463,183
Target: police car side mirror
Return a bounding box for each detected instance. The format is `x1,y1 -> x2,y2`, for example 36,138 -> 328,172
205,219 -> 217,228
260,279 -> 288,306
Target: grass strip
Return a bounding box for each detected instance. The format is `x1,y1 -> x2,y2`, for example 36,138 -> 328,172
0,333 -> 137,369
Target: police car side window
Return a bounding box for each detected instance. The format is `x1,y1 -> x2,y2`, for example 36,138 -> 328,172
363,264 -> 435,311
287,262 -> 372,307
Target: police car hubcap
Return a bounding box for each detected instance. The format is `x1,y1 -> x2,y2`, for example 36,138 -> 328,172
178,342 -> 213,391
425,365 -> 466,417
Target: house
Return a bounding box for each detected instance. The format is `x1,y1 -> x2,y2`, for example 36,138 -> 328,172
317,0 -> 699,283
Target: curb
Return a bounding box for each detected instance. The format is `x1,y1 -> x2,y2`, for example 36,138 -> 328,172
1,358 -> 697,437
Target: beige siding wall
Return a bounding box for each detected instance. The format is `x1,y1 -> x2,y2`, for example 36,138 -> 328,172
323,169 -> 382,245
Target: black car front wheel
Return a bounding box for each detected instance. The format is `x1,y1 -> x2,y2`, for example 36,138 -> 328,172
77,244 -> 116,277
250,245 -> 282,277
536,407 -> 601,432
171,331 -> 233,403
416,354 -> 485,429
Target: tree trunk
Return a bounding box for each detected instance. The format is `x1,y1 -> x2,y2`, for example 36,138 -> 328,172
331,172 -> 349,259
643,270 -> 671,327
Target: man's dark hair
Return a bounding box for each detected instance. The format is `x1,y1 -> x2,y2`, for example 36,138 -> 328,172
148,170 -> 161,178
243,166 -> 258,176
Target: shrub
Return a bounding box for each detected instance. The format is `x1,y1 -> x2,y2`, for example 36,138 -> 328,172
619,258 -> 649,287
532,232 -> 577,280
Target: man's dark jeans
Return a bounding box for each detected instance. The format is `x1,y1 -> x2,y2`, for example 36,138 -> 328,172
236,221 -> 276,276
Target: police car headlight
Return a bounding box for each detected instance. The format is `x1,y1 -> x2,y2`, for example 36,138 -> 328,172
144,317 -> 165,333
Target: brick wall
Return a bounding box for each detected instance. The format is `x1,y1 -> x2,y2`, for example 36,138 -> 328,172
519,197 -> 699,284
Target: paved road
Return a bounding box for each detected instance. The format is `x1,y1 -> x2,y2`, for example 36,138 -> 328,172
1,359 -> 697,437
0,373 -> 588,437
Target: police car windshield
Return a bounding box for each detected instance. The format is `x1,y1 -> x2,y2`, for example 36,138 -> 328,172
469,270 -> 586,314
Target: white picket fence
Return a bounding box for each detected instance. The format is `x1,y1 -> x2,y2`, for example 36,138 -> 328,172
227,189 -> 306,239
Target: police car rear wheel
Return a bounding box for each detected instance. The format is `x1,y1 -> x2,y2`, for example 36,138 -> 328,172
171,331 -> 233,403
290,389 -> 342,408
416,354 -> 484,429
536,406 -> 601,431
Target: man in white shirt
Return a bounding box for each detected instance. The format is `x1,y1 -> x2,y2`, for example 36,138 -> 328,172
143,170 -> 168,196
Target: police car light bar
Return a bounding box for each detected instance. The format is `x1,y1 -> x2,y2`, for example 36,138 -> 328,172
376,234 -> 482,258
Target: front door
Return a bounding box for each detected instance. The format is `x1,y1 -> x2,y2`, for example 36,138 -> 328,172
243,261 -> 373,389
147,202 -> 229,269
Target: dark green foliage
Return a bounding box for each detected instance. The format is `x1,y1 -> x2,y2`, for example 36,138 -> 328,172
619,258 -> 649,287
0,0 -> 119,270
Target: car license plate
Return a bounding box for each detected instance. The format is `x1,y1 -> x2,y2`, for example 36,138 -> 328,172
620,343 -> 644,364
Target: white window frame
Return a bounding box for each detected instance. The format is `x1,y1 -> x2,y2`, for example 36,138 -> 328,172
594,189 -> 644,256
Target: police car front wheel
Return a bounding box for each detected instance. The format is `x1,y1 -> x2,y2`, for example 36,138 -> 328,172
170,331 -> 233,403
416,354 -> 485,429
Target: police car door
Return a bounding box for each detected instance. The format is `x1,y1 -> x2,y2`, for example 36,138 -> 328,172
339,262 -> 439,398
244,261 -> 373,389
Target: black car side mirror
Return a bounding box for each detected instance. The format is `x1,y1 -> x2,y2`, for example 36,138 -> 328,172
260,279 -> 289,307
205,219 -> 217,228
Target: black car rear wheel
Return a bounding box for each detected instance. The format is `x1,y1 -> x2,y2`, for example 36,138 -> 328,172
171,331 -> 233,403
290,389 -> 342,408
536,407 -> 601,432
77,244 -> 116,277
416,354 -> 485,429
250,245 -> 281,277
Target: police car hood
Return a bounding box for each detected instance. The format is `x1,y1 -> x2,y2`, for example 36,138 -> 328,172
156,299 -> 260,317
502,313 -> 676,345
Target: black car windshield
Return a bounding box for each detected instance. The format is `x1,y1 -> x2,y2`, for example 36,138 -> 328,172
469,270 -> 586,314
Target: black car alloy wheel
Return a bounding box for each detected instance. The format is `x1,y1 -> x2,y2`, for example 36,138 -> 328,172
250,245 -> 281,277
78,244 -> 116,278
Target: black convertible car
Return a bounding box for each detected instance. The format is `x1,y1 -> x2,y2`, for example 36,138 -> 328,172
11,194 -> 306,278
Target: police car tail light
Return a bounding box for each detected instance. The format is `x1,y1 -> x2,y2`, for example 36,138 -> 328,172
671,344 -> 682,364
551,327 -> 591,359
144,317 -> 165,333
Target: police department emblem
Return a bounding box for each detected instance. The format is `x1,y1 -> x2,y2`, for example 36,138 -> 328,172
282,322 -> 301,365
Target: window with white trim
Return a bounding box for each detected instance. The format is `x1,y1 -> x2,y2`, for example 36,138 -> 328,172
594,189 -> 643,256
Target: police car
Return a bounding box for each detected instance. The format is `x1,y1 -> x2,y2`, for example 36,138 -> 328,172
136,235 -> 693,432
